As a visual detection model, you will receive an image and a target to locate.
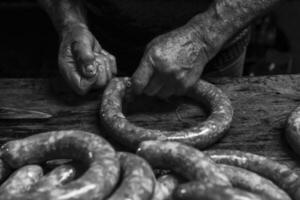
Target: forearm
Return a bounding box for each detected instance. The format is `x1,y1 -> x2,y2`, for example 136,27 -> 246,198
187,0 -> 281,49
38,0 -> 87,36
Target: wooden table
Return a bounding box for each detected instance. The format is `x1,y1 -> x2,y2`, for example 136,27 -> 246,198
1,75 -> 300,173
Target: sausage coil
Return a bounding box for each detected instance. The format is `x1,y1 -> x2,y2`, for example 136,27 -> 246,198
101,77 -> 233,150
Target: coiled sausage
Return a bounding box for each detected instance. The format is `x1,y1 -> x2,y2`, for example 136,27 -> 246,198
0,130 -> 120,200
100,77 -> 233,150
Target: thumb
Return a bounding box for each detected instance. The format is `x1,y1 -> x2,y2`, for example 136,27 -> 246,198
132,57 -> 153,95
71,38 -> 97,78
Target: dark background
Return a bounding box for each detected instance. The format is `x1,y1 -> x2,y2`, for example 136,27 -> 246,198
0,0 -> 299,78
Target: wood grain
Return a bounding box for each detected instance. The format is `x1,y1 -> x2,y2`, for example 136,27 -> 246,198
0,75 -> 300,173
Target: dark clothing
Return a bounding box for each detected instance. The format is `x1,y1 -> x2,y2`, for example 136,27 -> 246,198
85,0 -> 250,76
85,0 -> 211,42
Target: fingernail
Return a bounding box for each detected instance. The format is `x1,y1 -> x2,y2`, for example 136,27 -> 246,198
85,65 -> 97,77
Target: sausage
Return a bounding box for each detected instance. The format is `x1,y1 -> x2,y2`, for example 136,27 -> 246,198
218,164 -> 291,200
286,105 -> 300,155
0,159 -> 10,185
151,174 -> 179,200
206,150 -> 300,200
0,165 -> 43,197
0,130 -> 120,200
174,181 -> 268,200
136,140 -> 231,186
100,77 -> 233,150
31,164 -> 76,193
44,159 -> 72,169
106,152 -> 155,200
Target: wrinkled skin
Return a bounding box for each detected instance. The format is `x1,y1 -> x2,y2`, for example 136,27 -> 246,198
59,24 -> 117,95
132,24 -> 216,98
39,0 -> 281,96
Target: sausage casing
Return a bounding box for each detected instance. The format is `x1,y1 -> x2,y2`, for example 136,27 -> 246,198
100,77 -> 233,150
0,130 -> 120,200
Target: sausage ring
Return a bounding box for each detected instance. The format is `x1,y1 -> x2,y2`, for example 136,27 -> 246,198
32,164 -> 76,192
217,164 -> 291,200
286,105 -> 300,156
206,150 -> 300,200
106,152 -> 155,200
0,130 -> 120,200
136,140 -> 231,186
0,165 -> 43,198
100,77 -> 233,150
151,174 -> 179,200
175,182 -> 267,200
137,141 -> 298,200
0,159 -> 10,185
176,164 -> 291,200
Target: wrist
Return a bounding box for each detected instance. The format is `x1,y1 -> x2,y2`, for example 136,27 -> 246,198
182,16 -> 224,61
185,6 -> 238,52
60,22 -> 89,40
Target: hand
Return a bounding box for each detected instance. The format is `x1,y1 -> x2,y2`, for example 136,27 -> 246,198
59,24 -> 117,95
132,25 -> 218,99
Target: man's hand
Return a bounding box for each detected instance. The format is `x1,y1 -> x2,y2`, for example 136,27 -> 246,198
59,24 -> 117,95
132,25 -> 217,99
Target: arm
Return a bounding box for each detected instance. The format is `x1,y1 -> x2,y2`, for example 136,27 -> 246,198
38,0 -> 117,95
132,0 -> 282,98
38,0 -> 87,37
187,0 -> 281,51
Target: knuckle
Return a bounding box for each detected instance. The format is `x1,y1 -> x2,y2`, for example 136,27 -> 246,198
151,46 -> 164,59
78,32 -> 92,44
59,45 -> 71,58
175,71 -> 186,81
83,51 -> 94,60
109,54 -> 116,62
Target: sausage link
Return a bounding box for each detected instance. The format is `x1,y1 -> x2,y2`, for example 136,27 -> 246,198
100,77 -> 233,150
286,105 -> 300,155
206,150 -> 300,200
31,164 -> 76,193
0,159 -> 10,184
218,164 -> 291,200
107,152 -> 155,200
151,174 -> 179,200
0,165 -> 43,197
174,181 -> 268,200
0,130 -> 120,200
136,141 -> 231,186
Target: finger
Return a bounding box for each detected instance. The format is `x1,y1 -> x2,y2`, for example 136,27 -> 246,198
175,81 -> 190,96
101,49 -> 117,75
174,72 -> 188,96
132,57 -> 154,95
175,74 -> 198,96
157,83 -> 176,99
99,53 -> 113,81
94,65 -> 107,88
143,72 -> 164,96
111,56 -> 117,75
71,75 -> 95,95
71,39 -> 96,78
93,40 -> 102,54
105,62 -> 113,82
59,54 -> 95,95
93,55 -> 108,88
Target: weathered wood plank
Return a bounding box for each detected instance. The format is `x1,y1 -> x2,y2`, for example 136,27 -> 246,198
0,75 -> 300,173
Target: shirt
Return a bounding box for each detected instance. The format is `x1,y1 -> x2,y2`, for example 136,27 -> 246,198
85,0 -> 211,44
84,0 -> 249,75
